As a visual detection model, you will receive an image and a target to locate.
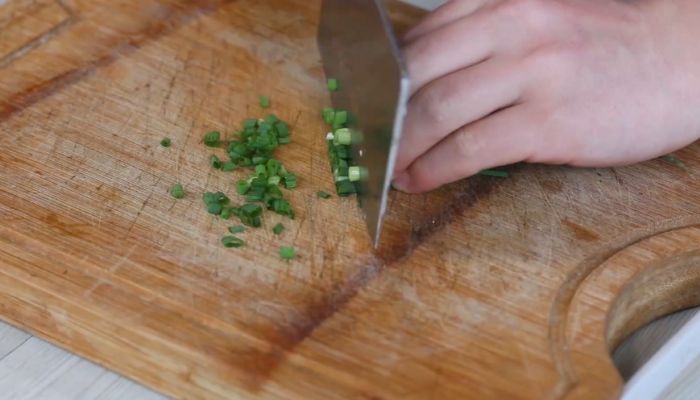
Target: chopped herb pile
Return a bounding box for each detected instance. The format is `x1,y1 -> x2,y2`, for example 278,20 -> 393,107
479,169 -> 509,178
317,191 -> 332,199
199,106 -> 299,253
170,183 -> 185,199
279,246 -> 296,261
160,137 -> 172,147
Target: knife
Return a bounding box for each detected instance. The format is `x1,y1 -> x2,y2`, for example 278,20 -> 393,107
317,0 -> 410,247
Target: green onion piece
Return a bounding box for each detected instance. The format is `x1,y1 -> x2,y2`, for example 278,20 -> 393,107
268,176 -> 281,186
243,119 -> 257,129
240,203 -> 263,218
333,110 -> 348,126
221,161 -> 236,172
203,191 -> 230,215
334,128 -> 352,145
279,246 -> 296,260
327,78 -> 339,92
265,114 -> 279,124
220,207 -> 232,220
236,180 -> 251,195
255,164 -> 267,178
273,223 -> 284,235
252,156 -> 267,165
169,183 -> 185,199
209,155 -> 222,169
283,174 -> 297,189
479,169 -> 509,178
203,131 -> 221,147
317,191 -> 332,199
336,180 -> 356,196
207,203 -> 223,215
222,236 -> 245,248
275,121 -> 289,137
322,108 -> 335,125
246,186 -> 265,202
259,95 -> 270,108
229,225 -> 246,234
660,155 -> 686,169
348,166 -> 367,182
160,137 -> 172,147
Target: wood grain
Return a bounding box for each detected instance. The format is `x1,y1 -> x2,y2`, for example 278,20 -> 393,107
0,0 -> 698,398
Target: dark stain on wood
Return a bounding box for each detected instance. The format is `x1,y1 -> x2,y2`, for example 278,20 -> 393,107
243,177 -> 501,391
562,218 -> 600,242
541,179 -> 563,194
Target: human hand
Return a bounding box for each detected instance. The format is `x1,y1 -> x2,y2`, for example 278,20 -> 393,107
392,0 -> 700,193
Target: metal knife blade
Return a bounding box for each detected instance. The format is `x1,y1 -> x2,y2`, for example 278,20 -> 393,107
318,0 -> 410,248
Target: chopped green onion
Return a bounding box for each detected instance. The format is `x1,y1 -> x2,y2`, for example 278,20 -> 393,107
273,223 -> 284,235
479,169 -> 509,178
203,131 -> 221,147
259,95 -> 270,108
265,114 -> 279,124
221,161 -> 236,172
236,180 -> 251,195
334,128 -> 352,145
228,225 -> 246,234
317,191 -> 332,199
220,207 -> 233,220
268,176 -> 281,186
333,110 -> 348,126
170,183 -> 185,199
252,155 -> 267,165
283,174 -> 297,189
336,180 -> 356,196
327,78 -> 339,91
322,108 -> 335,125
240,203 -> 263,217
222,236 -> 245,248
279,246 -> 296,260
246,186 -> 265,201
203,192 -> 230,215
660,155 -> 686,169
348,166 -> 367,182
160,137 -> 172,147
209,155 -> 222,169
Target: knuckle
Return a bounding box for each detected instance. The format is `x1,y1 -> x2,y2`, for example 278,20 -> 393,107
454,128 -> 480,160
527,44 -> 579,77
416,86 -> 451,125
494,0 -> 572,33
495,0 -> 549,21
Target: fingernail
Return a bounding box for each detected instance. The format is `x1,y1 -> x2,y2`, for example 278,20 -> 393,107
392,172 -> 410,192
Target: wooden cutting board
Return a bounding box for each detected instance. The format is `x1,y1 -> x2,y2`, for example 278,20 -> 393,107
1,0 -> 699,399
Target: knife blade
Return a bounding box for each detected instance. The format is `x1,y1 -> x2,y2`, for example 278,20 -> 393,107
318,0 -> 410,247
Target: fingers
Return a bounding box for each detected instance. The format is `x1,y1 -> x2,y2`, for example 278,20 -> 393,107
403,0 -> 493,44
405,8 -> 498,95
394,57 -> 525,174
393,106 -> 537,193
